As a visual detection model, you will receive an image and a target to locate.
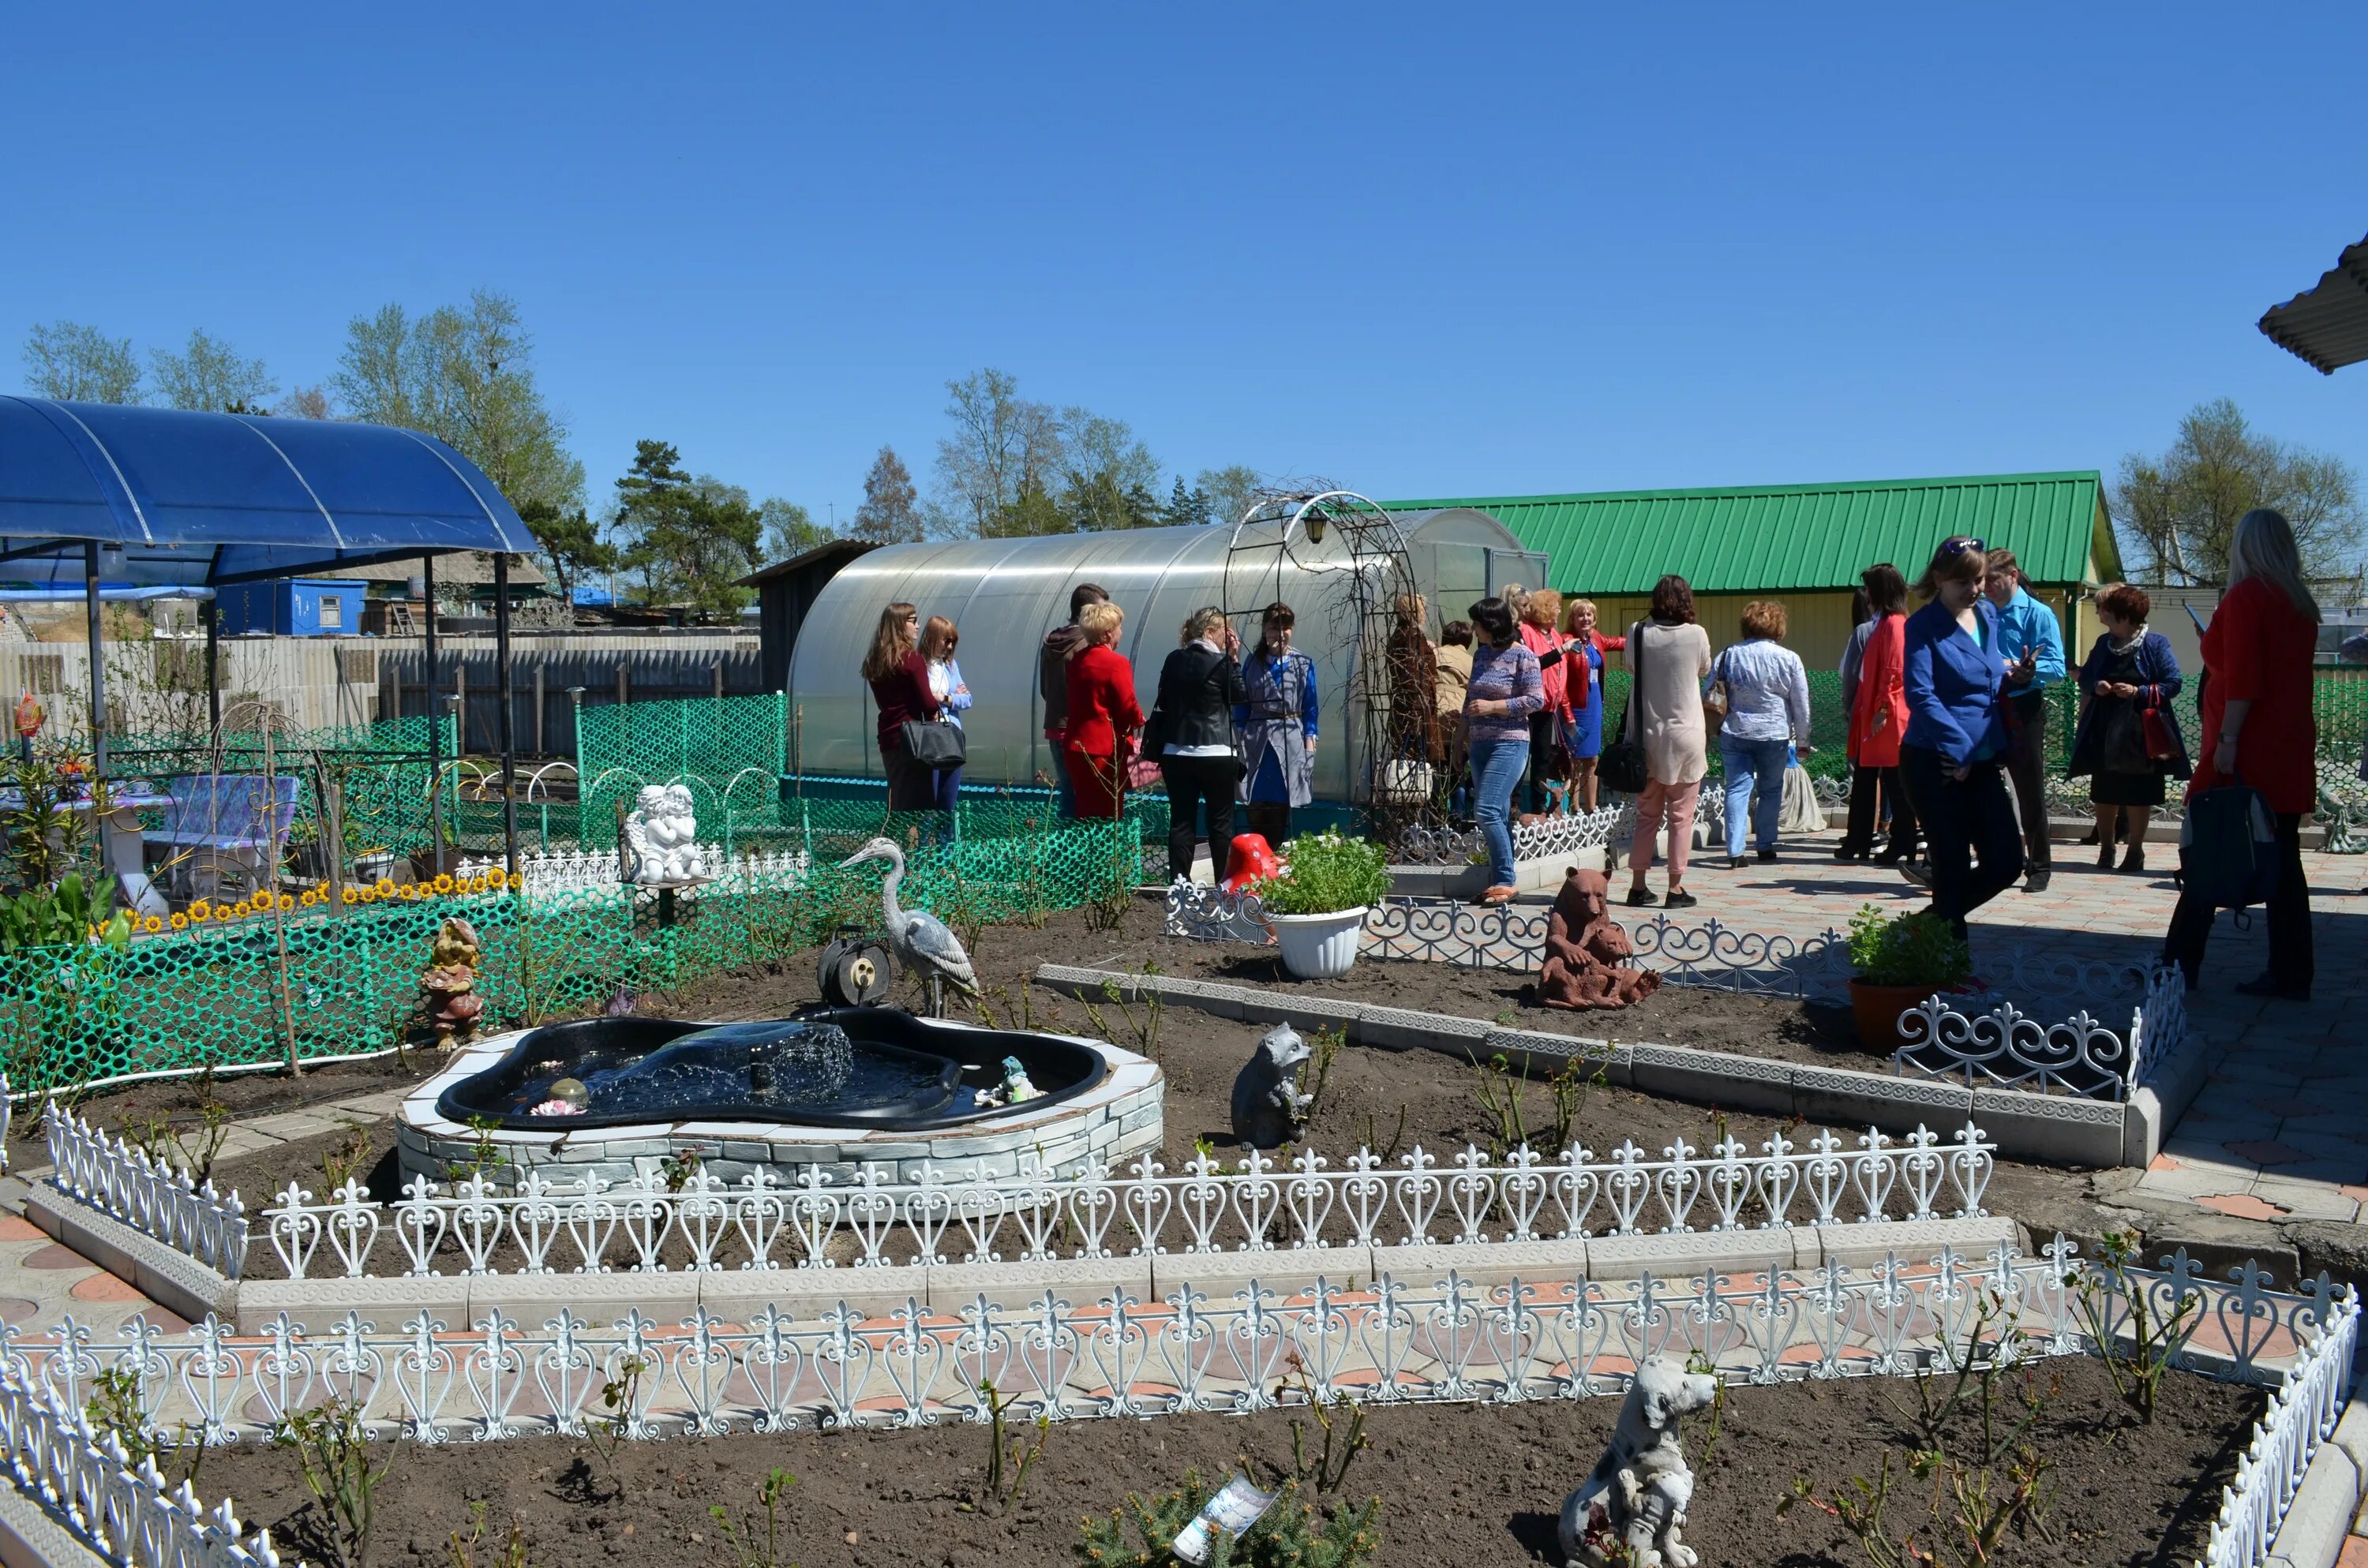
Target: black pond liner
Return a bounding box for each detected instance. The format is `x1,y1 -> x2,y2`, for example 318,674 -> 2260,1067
436,1008 -> 1111,1132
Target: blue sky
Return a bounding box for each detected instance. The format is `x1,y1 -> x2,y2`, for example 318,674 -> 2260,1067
4,3 -> 2362,525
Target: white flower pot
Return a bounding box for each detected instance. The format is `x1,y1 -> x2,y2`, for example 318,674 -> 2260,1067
1270,907 -> 1369,979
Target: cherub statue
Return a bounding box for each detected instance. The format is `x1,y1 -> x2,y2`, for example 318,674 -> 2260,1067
419,915 -> 485,1049
622,783 -> 708,886
1537,866 -> 1662,1011
1560,1357 -> 1719,1568
1230,1023 -> 1313,1147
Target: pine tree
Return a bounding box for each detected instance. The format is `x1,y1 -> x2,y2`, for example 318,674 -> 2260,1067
1166,476 -> 1212,529
851,446 -> 924,542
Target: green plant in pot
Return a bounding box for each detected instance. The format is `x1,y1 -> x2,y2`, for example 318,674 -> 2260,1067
1254,829 -> 1390,980
1845,903 -> 1973,1050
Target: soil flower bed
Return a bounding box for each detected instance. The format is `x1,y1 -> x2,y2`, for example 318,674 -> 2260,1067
190,1354 -> 2257,1568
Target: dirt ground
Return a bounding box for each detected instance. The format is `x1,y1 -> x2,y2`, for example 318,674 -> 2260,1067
193,1354 -> 2256,1568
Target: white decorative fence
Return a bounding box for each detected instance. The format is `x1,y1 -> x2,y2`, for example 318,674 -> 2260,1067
44,1102 -> 249,1279
2202,1259 -> 2360,1568
456,843 -> 811,896
0,1369 -> 295,1567
262,1126 -> 1999,1280
1894,963 -> 2190,1101
1392,805 -> 1635,867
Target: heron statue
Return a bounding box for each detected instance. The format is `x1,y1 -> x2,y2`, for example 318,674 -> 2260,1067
836,836 -> 979,1017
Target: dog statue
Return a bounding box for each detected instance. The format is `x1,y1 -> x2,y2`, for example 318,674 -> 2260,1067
1559,1357 -> 1719,1568
1229,1023 -> 1313,1147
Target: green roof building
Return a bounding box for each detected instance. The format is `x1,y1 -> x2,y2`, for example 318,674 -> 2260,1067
1381,471 -> 2119,667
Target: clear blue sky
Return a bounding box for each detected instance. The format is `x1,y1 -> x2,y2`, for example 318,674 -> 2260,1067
6,3 -> 2362,526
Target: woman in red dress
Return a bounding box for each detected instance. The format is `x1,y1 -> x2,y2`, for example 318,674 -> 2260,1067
2163,508 -> 2321,1000
1062,601 -> 1145,818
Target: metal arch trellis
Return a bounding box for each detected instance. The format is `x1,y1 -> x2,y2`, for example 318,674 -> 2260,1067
1223,489 -> 1444,840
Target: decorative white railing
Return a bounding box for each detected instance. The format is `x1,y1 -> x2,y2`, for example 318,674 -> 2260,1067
456,844 -> 811,896
1392,805 -> 1635,867
261,1125 -> 1998,1280
2200,1260 -> 2360,1568
0,1362 -> 295,1566
43,1102 -> 249,1279
6,1242 -> 2348,1449
1894,963 -> 2190,1102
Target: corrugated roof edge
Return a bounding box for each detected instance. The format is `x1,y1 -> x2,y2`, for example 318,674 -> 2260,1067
1377,469 -> 2104,511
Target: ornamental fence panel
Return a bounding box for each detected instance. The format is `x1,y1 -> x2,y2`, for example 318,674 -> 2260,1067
43,1105 -> 249,1278
257,1125 -> 1997,1281
6,1243 -> 2349,1448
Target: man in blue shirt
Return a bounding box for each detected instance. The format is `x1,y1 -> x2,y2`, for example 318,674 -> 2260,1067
1984,549 -> 2067,892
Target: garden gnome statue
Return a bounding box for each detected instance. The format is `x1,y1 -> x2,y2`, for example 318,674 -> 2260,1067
622,783 -> 707,886
1559,1357 -> 1718,1568
1537,867 -> 1662,1011
1231,1023 -> 1313,1147
419,915 -> 485,1049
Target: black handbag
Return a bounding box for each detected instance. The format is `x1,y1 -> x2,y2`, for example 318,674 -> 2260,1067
1598,622 -> 1650,796
898,718 -> 966,770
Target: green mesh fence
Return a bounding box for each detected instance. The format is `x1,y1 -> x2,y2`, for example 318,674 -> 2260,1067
1,814 -> 1140,1097
575,694 -> 787,844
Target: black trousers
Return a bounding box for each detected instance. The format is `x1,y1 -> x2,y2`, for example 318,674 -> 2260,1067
1243,801 -> 1291,851
1523,711 -> 1561,812
1159,754 -> 1239,885
881,742 -> 937,810
1900,743 -> 2023,933
2164,810 -> 2312,994
2000,693 -> 2051,871
1842,763 -> 1920,856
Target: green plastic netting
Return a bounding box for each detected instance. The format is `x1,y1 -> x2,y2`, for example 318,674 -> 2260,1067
1,814 -> 1140,1097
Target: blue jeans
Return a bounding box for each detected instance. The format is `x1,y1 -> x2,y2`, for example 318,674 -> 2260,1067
1721,736 -> 1791,856
1469,735 -> 1530,888
1050,744 -> 1075,819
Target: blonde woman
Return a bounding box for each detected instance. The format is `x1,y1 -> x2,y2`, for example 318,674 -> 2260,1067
1516,588 -> 1568,811
1559,597 -> 1628,812
1062,600 -> 1144,819
862,601 -> 942,810
1148,607 -> 1246,881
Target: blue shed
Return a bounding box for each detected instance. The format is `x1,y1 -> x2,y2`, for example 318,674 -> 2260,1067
216,578 -> 366,636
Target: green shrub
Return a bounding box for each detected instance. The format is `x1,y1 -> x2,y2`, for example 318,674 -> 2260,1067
1256,831 -> 1389,916
1845,903 -> 1971,989
1075,1471 -> 1381,1567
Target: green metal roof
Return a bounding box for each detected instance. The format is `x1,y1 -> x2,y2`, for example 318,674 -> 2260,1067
1381,471 -> 2115,593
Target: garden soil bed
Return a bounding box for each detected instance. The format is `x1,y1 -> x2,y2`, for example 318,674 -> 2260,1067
197,1354 -> 2257,1568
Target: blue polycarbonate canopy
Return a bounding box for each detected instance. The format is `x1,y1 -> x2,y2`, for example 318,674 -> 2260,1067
0,396 -> 538,586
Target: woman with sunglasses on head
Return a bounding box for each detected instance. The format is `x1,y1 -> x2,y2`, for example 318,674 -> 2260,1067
1898,536 -> 2023,936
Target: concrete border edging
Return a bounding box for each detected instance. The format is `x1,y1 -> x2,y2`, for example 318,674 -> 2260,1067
21,1184 -> 234,1326
2263,1401 -> 2368,1568
1034,963 -> 2151,1168
0,1478 -> 113,1568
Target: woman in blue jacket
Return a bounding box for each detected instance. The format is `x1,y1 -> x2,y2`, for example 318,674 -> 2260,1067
1898,536 -> 2024,934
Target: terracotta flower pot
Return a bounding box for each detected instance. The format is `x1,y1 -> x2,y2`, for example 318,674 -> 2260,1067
1848,978 -> 1946,1052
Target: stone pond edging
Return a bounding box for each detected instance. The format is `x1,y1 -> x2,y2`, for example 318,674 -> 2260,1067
1031,963 -> 2205,1170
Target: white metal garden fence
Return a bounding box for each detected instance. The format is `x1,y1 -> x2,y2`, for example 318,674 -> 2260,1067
1893,962 -> 2189,1101
43,1102 -> 249,1278
260,1125 -> 1999,1280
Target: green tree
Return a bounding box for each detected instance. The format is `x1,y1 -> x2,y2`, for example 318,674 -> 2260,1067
851,445 -> 923,543
1057,409 -> 1160,529
610,441 -> 762,619
931,368 -> 1062,536
21,321 -> 144,403
759,497 -> 830,559
524,501 -> 616,605
334,290 -> 586,516
150,329 -> 278,413
1196,465 -> 1265,528
988,479 -> 1069,537
2113,399 -> 2363,584
1164,476 -> 1211,529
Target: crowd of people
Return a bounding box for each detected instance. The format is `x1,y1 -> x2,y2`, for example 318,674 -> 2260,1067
864,506 -> 2322,1001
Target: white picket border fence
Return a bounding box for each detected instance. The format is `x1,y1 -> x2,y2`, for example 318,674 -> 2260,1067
43,1102 -> 249,1279
1893,962 -> 2190,1101
2201,1262 -> 2360,1567
455,844 -> 811,896
262,1123 -> 1997,1280
0,1368 -> 295,1566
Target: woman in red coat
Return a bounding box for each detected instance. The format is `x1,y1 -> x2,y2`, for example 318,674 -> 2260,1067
1838,564 -> 1920,862
1062,600 -> 1145,818
2164,508 -> 2321,1000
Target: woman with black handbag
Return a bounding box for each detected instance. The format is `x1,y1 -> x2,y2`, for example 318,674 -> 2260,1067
1150,607 -> 1248,884
2066,584 -> 2187,876
863,601 -> 952,811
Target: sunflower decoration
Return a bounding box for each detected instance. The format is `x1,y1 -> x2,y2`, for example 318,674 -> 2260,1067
486,866 -> 510,891
342,887 -> 359,905
358,887 -> 378,904
169,912 -> 189,931
279,893 -> 296,911
142,915 -> 164,934
188,898 -> 210,919
434,873 -> 455,894
375,878 -> 397,896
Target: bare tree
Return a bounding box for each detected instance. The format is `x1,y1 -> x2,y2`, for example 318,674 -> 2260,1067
2113,399 -> 2363,584
21,321 -> 144,403
1196,465 -> 1267,527
930,369 -> 1062,535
